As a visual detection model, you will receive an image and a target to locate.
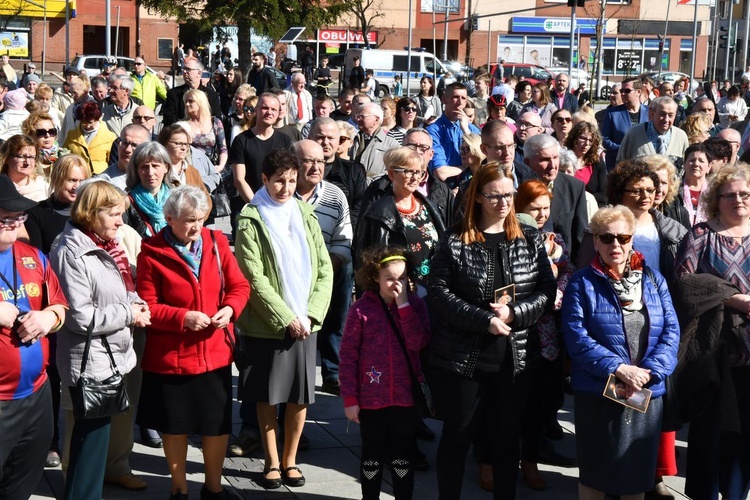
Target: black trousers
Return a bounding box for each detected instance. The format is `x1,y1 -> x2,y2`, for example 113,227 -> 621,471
435,360 -> 530,500
0,380 -> 53,500
359,406 -> 417,500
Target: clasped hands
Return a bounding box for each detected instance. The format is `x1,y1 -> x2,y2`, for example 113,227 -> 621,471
184,306 -> 233,331
288,316 -> 312,340
487,302 -> 514,336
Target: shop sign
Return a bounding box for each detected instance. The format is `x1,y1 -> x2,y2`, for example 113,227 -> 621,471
319,29 -> 377,44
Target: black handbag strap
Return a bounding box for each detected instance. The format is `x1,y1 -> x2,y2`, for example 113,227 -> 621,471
209,230 -> 238,352
377,294 -> 420,382
79,316 -> 121,377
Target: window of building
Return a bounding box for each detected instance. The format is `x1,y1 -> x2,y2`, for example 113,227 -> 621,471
421,0 -> 459,14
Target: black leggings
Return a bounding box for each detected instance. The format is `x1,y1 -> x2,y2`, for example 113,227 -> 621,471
359,406 -> 417,500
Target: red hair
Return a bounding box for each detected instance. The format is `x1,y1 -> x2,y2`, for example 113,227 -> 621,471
514,179 -> 553,214
75,101 -> 102,122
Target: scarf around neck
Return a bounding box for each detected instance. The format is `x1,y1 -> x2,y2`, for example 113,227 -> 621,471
164,226 -> 202,277
251,187 -> 312,323
131,183 -> 169,237
598,250 -> 644,313
81,226 -> 136,292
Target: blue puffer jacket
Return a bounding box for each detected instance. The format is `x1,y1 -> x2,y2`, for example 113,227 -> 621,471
561,261 -> 680,397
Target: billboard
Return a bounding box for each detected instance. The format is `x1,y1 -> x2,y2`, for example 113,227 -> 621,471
0,0 -> 75,19
0,32 -> 28,57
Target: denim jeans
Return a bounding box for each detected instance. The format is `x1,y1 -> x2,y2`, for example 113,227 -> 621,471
318,263 -> 353,383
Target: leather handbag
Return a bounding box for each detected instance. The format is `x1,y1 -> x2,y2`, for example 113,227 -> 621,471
71,318 -> 130,420
378,295 -> 436,418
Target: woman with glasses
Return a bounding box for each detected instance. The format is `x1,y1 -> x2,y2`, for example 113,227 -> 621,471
565,122 -> 607,207
674,163 -> 750,500
62,101 -> 117,175
415,76 -> 442,124
643,155 -> 691,229
157,124 -> 213,213
678,143 -> 712,226
123,142 -> 172,239
387,97 -> 420,145
0,134 -> 49,201
230,94 -> 259,145
551,108 -> 574,148
355,146 -> 445,285
337,121 -> 357,160
562,205 -> 678,500
427,162 -> 556,499
182,89 -> 227,174
521,83 -> 556,134
22,113 -> 63,172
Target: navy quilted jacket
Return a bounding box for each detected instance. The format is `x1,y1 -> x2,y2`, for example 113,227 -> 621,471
561,262 -> 680,397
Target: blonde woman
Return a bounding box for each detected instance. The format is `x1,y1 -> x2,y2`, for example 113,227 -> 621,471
182,89 -> 227,173
681,112 -> 713,144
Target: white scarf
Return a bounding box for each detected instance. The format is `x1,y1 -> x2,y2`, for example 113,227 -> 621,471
252,187 -> 312,330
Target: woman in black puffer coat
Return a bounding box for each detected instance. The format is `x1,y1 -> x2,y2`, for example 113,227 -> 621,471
427,162 -> 556,500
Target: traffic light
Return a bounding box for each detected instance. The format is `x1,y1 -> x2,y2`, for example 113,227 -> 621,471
720,26 -> 731,50
469,15 -> 478,31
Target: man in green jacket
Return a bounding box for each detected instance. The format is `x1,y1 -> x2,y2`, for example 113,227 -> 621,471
130,56 -> 167,111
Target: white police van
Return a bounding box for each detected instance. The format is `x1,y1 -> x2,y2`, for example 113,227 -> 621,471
343,48 -> 447,98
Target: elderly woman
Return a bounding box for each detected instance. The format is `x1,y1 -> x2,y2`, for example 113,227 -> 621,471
681,111 -> 713,145
428,162 -> 555,499
0,89 -> 30,141
183,89 -> 228,173
678,143 -> 712,226
63,101 -> 117,175
356,146 -> 446,284
565,121 -> 607,206
562,205 -> 679,500
674,163 -> 750,500
50,181 -> 151,500
388,97 -> 420,145
123,142 -> 172,239
643,154 -> 690,229
22,112 -> 63,170
521,83 -> 555,134
551,108 -> 573,148
415,76 -> 442,123
157,124 -> 213,212
136,185 -> 250,500
337,121 -> 357,160
0,134 -> 49,201
234,149 -> 332,489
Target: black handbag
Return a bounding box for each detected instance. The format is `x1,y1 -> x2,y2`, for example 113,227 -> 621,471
209,171 -> 232,219
210,230 -> 248,369
378,295 -> 436,418
71,318 -> 130,420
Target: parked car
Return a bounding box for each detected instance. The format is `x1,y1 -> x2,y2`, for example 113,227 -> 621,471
489,62 -> 553,87
70,55 -> 155,77
442,60 -> 474,82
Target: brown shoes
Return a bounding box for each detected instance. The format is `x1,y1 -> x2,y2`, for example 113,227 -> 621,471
105,473 -> 148,490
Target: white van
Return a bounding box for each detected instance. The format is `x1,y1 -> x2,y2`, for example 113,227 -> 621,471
344,48 -> 447,98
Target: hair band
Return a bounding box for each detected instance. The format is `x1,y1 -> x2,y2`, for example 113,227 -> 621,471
379,255 -> 407,265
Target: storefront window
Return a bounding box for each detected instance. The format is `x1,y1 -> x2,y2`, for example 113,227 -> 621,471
591,37 -> 668,76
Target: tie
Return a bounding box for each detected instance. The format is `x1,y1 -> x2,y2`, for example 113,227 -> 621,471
297,92 -> 304,120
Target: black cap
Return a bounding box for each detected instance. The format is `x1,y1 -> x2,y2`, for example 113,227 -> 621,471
0,175 -> 38,212
63,65 -> 79,76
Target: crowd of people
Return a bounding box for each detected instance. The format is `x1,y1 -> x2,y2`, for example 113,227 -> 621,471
2,50 -> 750,500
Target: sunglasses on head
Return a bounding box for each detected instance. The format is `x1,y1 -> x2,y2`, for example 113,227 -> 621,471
35,128 -> 58,138
597,233 -> 633,245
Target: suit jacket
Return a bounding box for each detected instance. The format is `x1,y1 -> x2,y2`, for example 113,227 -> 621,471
601,104 -> 648,170
285,88 -> 314,126
162,84 -> 222,127
617,123 -> 690,164
545,173 -> 588,262
552,91 -> 579,113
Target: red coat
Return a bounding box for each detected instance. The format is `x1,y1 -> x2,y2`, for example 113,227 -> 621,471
136,228 -> 251,375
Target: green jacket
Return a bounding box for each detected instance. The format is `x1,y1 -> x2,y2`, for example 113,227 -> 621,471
130,71 -> 167,110
235,200 -> 333,339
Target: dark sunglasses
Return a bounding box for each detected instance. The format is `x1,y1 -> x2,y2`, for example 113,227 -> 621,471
243,105 -> 255,113
35,128 -> 58,138
596,233 -> 633,245
555,117 -> 572,124
402,106 -> 418,112
620,88 -> 635,95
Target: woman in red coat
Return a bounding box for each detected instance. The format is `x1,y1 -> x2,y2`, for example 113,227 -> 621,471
135,185 -> 250,500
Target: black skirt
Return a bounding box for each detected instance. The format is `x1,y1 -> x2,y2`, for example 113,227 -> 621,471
136,365 -> 232,436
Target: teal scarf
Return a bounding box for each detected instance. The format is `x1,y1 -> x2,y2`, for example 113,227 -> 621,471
131,183 -> 169,237
164,226 -> 202,277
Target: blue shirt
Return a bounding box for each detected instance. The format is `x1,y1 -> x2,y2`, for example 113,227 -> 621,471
426,114 -> 480,172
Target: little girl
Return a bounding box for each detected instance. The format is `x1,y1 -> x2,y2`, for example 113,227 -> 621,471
339,247 -> 430,500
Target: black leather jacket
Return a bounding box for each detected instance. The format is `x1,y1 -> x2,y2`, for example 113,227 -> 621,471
427,225 -> 556,378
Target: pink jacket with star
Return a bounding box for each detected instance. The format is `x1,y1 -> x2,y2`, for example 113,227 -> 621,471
340,290 -> 431,410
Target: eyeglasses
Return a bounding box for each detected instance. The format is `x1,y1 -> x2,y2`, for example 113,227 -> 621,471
555,117 -> 573,124
355,113 -> 375,120
300,158 -> 325,167
576,136 -> 594,144
0,214 -> 28,227
719,191 -> 750,201
620,88 -> 635,95
623,187 -> 656,197
460,146 -> 473,154
168,141 -> 190,148
402,106 -> 418,112
120,140 -> 141,149
133,115 -> 154,122
481,192 -> 515,204
518,122 -> 541,130
35,128 -> 57,138
134,62 -> 144,66
405,143 -> 431,154
483,143 -> 515,153
183,67 -> 200,74
596,233 -> 633,245
392,168 -> 426,179
12,154 -> 36,161
243,105 -> 255,113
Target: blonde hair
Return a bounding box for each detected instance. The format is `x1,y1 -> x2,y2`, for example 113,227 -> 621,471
643,154 -> 680,205
384,146 -> 422,172
462,133 -> 485,162
703,163 -> 750,219
70,180 -> 129,229
49,154 -> 91,195
681,112 -> 713,144
183,88 -> 212,124
589,205 -> 636,236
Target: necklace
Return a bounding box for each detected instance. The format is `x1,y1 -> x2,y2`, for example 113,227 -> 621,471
396,195 -> 418,215
718,217 -> 750,239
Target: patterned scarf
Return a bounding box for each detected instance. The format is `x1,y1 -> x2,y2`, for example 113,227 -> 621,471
130,183 -> 169,237
82,227 -> 136,292
598,250 -> 644,313
164,226 -> 202,277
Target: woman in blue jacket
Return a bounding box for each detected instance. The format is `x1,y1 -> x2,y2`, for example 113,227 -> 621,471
561,205 -> 679,499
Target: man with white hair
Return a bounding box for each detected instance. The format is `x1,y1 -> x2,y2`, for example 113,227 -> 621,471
286,73 -> 314,128
524,134 -> 588,260
102,75 -> 137,136
350,102 -> 399,182
98,123 -> 151,190
617,96 -> 690,163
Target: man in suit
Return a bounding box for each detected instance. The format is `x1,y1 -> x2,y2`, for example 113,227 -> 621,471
617,96 -> 689,164
523,133 -> 588,261
285,72 -> 314,128
161,57 -> 221,126
601,77 -> 648,170
551,73 -> 578,113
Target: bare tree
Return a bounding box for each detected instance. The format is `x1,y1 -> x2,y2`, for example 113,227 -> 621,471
339,0 -> 386,48
582,0 -> 625,99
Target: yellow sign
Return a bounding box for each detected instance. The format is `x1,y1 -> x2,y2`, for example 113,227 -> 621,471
0,32 -> 28,58
0,0 -> 74,19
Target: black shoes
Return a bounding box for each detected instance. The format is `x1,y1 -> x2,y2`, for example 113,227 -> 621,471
321,378 -> 341,396
282,466 -> 306,487
169,490 -> 188,500
261,467 -> 282,489
140,427 -> 163,448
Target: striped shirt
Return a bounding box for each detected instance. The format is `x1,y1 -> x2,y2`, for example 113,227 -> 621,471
296,180 -> 353,264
